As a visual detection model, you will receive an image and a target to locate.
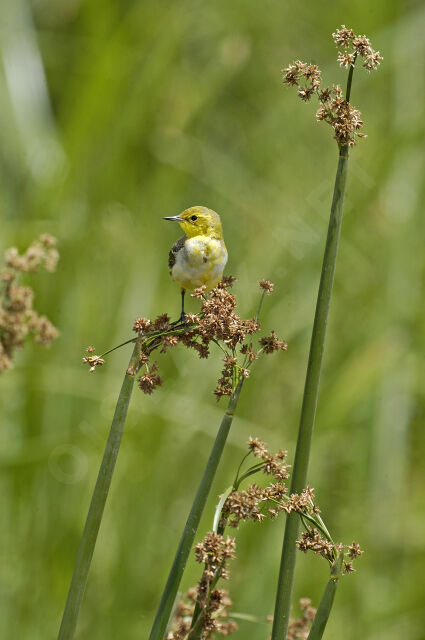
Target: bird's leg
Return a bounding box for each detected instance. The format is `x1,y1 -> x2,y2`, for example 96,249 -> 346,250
179,289 -> 186,322
171,289 -> 186,325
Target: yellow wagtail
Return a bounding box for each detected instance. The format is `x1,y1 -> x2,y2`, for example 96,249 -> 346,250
164,206 -> 228,321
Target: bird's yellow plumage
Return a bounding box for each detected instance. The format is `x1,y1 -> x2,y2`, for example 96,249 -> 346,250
164,206 -> 228,320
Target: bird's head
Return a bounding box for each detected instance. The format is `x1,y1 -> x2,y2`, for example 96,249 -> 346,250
163,206 -> 224,239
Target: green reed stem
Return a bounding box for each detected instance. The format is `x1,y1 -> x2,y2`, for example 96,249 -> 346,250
148,377 -> 245,640
270,142 -> 349,640
307,552 -> 343,640
57,339 -> 141,640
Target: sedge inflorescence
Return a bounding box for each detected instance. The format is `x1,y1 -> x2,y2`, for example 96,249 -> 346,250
282,25 -> 382,147
286,598 -> 317,640
169,438 -> 363,638
167,533 -> 237,639
333,26 -> 383,71
166,584 -> 236,640
83,277 -> 287,399
0,235 -> 59,372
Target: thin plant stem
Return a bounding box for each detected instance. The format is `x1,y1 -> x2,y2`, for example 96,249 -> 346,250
148,378 -> 245,640
271,92 -> 352,638
57,339 -> 142,640
307,552 -> 344,640
255,290 -> 266,323
99,336 -> 136,358
345,54 -> 357,102
233,450 -> 252,487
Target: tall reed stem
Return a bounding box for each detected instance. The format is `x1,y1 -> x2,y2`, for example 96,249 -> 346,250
271,141 -> 349,638
148,378 -> 245,640
57,339 -> 141,640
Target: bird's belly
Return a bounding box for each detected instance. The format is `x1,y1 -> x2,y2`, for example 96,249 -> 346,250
171,237 -> 227,290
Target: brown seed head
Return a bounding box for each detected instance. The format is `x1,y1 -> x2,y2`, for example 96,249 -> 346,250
259,279 -> 275,294
259,330 -> 287,354
133,317 -> 152,333
137,370 -> 163,394
332,25 -> 355,48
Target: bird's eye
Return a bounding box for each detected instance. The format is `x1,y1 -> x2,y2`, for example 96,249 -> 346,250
190,215 -> 198,221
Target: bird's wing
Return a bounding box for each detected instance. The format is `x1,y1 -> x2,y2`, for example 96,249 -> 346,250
168,235 -> 186,271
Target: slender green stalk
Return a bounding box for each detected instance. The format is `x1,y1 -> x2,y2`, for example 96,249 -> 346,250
148,378 -> 245,640
57,339 -> 141,640
271,142 -> 349,639
307,553 -> 343,640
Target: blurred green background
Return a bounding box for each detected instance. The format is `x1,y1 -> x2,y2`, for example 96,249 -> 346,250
1,0 -> 424,638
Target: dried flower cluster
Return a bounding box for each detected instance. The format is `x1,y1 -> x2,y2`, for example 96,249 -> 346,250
286,598 -> 317,640
333,25 -> 383,71
220,438 -> 363,570
82,345 -> 105,373
282,26 -> 382,147
169,438 -> 363,638
296,528 -> 335,562
83,278 -> 287,399
167,534 -> 238,639
195,532 -> 236,584
166,586 -> 236,640
259,279 -> 275,294
297,529 -> 363,574
219,440 -> 327,534
315,84 -> 365,147
0,235 -> 59,371
219,438 -> 290,528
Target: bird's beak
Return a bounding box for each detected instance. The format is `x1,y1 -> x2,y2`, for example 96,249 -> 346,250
163,215 -> 183,222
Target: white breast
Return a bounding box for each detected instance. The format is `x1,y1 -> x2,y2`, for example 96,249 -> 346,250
172,236 -> 227,290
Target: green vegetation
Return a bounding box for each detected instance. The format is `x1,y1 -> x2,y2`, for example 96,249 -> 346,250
1,2 -> 424,639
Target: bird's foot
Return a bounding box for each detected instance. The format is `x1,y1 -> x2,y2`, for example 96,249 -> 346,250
171,312 -> 186,327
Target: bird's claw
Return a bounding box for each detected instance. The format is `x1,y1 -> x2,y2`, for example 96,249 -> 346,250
171,312 -> 186,327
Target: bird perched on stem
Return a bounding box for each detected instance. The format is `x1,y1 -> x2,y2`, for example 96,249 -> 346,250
164,206 -> 228,322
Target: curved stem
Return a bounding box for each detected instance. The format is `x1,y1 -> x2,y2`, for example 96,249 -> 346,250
99,336 -> 136,358
307,552 -> 344,640
57,339 -> 141,640
148,378 -> 245,640
233,450 -> 252,487
233,463 -> 265,490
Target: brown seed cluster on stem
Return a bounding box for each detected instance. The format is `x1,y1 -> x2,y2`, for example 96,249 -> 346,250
167,534 -> 238,639
296,528 -> 335,562
286,598 -> 317,640
166,587 -> 237,640
223,438 -> 363,570
282,25 -> 382,147
83,278 -> 287,399
221,442 -> 325,530
259,279 -> 275,294
169,437 -> 363,638
333,26 -> 383,71
296,527 -> 364,572
0,235 -> 59,372
315,84 -> 366,147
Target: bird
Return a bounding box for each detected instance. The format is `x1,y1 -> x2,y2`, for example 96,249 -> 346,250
164,206 -> 228,322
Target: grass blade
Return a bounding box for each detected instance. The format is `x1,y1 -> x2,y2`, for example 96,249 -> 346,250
57,340 -> 141,640
307,553 -> 344,640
